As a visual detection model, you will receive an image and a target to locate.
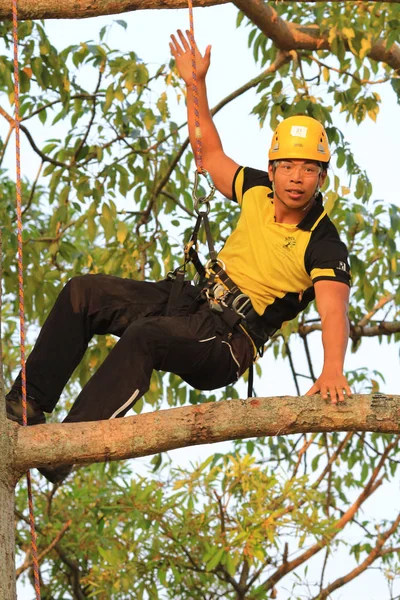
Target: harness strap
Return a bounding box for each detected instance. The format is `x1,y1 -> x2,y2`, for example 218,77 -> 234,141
165,268 -> 186,316
202,213 -> 217,262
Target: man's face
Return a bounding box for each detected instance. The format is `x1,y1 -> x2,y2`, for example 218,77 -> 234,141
268,159 -> 327,211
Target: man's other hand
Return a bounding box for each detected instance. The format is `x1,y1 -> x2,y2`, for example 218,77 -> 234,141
306,370 -> 352,404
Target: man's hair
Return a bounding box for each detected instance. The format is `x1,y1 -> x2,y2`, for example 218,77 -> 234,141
269,160 -> 330,172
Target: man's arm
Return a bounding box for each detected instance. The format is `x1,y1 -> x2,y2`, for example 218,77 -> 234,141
170,30 -> 239,199
306,280 -> 352,404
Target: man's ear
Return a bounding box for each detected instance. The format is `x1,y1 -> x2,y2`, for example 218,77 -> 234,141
268,162 -> 274,180
320,170 -> 328,187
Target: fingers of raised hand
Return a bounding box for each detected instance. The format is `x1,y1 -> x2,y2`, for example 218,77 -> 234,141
170,34 -> 182,57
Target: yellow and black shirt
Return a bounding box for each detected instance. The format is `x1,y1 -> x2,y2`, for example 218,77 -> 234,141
218,167 -> 351,332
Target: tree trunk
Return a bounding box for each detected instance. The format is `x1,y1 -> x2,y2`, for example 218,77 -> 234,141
0,231 -> 17,600
0,478 -> 17,600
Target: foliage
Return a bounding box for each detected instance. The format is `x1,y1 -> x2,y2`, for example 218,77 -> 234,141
15,435 -> 400,599
0,2 -> 398,598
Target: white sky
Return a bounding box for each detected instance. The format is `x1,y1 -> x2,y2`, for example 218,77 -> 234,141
13,4 -> 400,599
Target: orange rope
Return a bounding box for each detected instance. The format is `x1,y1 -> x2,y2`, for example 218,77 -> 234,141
187,0 -> 203,173
12,1 -> 41,597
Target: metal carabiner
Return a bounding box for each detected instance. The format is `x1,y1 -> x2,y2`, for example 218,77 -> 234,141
192,169 -> 216,216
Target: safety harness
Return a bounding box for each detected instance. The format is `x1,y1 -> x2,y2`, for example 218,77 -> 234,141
167,171 -> 277,396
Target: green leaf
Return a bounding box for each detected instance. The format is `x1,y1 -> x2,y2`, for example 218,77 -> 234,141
206,548 -> 224,572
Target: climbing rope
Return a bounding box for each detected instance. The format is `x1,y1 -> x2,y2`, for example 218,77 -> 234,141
187,0 -> 204,174
12,0 -> 41,596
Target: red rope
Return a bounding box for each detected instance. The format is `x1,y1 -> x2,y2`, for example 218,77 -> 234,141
187,0 -> 203,173
12,1 -> 41,597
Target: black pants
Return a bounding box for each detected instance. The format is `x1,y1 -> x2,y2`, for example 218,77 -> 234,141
13,275 -> 252,423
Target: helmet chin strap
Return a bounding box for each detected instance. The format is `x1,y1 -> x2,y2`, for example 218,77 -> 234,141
301,182 -> 321,211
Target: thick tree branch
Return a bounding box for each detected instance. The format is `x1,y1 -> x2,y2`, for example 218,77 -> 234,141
10,393 -> 400,475
232,0 -> 400,72
1,0 -> 400,20
0,0 -> 229,19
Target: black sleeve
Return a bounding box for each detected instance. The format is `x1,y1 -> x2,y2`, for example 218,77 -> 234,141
232,166 -> 273,206
305,216 -> 351,287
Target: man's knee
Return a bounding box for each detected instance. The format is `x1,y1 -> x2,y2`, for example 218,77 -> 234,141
63,274 -> 104,312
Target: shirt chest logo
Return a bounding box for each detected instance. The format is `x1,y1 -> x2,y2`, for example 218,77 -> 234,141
283,236 -> 296,250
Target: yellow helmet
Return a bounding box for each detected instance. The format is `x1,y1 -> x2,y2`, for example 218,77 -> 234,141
268,115 -> 330,162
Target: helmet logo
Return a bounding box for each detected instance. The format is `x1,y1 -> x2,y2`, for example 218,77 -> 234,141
290,125 -> 308,138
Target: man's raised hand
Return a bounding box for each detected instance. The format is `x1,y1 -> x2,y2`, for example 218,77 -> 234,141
170,29 -> 211,86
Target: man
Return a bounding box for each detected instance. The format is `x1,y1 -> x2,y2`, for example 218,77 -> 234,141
169,29 -> 351,400
6,31 -> 351,484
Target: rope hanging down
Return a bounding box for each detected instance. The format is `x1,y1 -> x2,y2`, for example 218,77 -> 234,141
182,2 -> 264,396
12,0 -> 41,596
187,0 -> 204,173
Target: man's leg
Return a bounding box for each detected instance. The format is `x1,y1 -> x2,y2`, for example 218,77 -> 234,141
63,305 -> 237,423
7,274 -> 175,423
39,305 -> 252,483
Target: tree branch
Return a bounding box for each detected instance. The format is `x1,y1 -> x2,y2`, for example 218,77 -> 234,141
19,123 -> 70,169
72,65 -> 105,164
0,124 -> 14,168
260,437 -> 397,591
2,0 -> 400,21
298,321 -> 400,339
20,93 -> 105,123
306,55 -> 393,86
16,519 -> 72,577
232,0 -> 400,72
11,393 -> 400,475
0,0 -> 230,19
15,509 -> 87,598
313,512 -> 400,599
357,294 -> 396,328
22,161 -> 43,216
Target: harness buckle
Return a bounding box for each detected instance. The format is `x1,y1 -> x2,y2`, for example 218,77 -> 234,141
205,258 -> 225,273
231,294 -> 252,319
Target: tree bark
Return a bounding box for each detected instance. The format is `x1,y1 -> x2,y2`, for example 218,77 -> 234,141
0,0 -> 230,20
0,478 -> 16,600
1,0 -> 399,21
0,232 -> 17,600
232,0 -> 400,72
12,393 -> 400,476
297,321 -> 400,338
